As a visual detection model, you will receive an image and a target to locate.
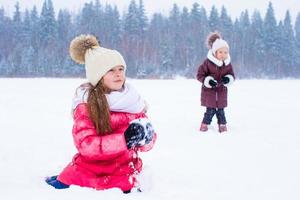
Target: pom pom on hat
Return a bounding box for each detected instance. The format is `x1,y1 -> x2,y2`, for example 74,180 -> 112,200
69,34 -> 126,86
69,34 -> 100,64
206,32 -> 221,49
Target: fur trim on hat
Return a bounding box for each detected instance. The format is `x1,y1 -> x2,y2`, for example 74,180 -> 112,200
69,34 -> 100,64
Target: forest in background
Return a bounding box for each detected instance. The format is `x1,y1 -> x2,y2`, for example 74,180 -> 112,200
0,0 -> 300,79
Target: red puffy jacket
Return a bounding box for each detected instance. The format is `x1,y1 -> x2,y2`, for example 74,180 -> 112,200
57,103 -> 156,192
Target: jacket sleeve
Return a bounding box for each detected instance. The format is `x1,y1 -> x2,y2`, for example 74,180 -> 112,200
196,61 -> 207,83
72,104 -> 128,160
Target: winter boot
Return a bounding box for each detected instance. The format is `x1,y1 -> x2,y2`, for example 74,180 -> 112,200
45,176 -> 70,189
199,123 -> 208,132
218,124 -> 227,133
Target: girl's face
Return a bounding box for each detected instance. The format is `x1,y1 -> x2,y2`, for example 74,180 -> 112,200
215,47 -> 229,61
102,65 -> 125,91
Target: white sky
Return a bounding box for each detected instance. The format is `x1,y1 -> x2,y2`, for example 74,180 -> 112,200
0,0 -> 300,22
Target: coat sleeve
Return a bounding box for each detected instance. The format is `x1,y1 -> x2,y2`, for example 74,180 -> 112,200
196,61 -> 207,83
72,104 -> 128,160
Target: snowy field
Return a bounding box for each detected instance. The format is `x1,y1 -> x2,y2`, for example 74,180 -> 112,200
0,78 -> 300,200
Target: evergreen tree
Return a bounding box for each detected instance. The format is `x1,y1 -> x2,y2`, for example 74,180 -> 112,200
147,13 -> 166,75
189,2 -> 202,62
57,9 -> 72,72
124,0 -> 139,38
123,0 -> 149,76
92,0 -> 103,36
168,3 -> 182,76
180,7 -> 193,75
39,0 -> 57,47
137,0 -> 148,38
263,2 -> 278,77
249,11 -> 265,77
219,6 -> 233,41
208,6 -> 219,31
0,8 -> 11,76
30,6 -> 40,52
12,2 -> 22,40
0,57 -> 9,76
38,0 -> 58,75
77,2 -> 94,34
0,7 -> 13,68
103,5 -> 121,48
295,13 -> 300,73
23,10 -> 31,47
136,0 -> 148,73
57,9 -> 71,43
281,11 -> 296,77
11,2 -> 23,75
21,46 -> 35,76
123,0 -> 139,76
159,41 -> 173,78
190,3 -> 209,66
239,10 -> 252,77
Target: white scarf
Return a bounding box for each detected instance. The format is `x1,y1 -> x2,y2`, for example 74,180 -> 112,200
106,83 -> 145,113
72,82 -> 145,114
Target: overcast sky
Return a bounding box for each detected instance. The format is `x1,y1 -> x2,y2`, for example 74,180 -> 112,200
1,0 -> 300,22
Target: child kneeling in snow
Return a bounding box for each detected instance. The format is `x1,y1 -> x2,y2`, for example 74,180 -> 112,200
45,34 -> 156,193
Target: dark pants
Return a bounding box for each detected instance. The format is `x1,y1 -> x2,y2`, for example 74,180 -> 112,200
202,107 -> 227,125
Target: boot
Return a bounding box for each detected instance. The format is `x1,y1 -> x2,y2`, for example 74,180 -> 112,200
218,124 -> 227,133
199,123 -> 208,132
45,176 -> 70,189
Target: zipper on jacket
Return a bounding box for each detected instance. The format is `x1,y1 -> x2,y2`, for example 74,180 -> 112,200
216,89 -> 218,106
216,64 -> 220,107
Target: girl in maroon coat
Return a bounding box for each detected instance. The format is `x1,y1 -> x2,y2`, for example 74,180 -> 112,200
197,32 -> 235,133
45,34 -> 156,193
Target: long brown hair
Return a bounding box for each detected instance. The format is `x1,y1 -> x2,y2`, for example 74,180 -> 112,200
87,80 -> 112,135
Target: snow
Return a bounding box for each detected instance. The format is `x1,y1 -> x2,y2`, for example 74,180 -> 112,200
0,78 -> 300,199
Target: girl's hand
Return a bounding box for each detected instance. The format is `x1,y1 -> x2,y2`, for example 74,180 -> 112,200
124,118 -> 154,149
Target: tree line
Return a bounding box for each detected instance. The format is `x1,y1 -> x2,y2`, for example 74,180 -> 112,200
0,0 -> 300,79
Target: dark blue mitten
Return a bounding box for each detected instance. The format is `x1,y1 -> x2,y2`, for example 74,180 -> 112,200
124,118 -> 154,149
221,76 -> 230,84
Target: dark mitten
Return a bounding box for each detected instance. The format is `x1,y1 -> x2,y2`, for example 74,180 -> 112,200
221,76 -> 230,84
45,176 -> 70,189
209,79 -> 217,88
124,118 -> 154,149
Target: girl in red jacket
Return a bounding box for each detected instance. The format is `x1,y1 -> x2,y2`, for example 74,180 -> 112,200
45,34 -> 156,193
197,32 -> 235,133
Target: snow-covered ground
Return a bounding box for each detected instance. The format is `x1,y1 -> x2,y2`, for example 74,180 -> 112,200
0,78 -> 300,200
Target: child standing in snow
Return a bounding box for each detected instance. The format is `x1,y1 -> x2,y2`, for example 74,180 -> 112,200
45,34 -> 156,193
197,32 -> 235,133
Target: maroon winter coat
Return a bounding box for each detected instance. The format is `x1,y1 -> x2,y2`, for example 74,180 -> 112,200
197,58 -> 235,108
